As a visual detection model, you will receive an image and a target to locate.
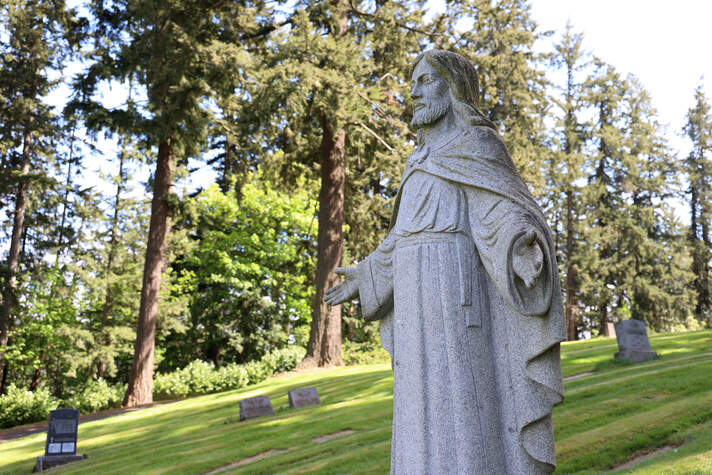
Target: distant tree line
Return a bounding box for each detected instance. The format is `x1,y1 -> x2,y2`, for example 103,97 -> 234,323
0,0 -> 710,406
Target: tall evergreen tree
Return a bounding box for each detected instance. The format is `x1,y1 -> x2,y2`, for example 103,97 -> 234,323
548,23 -> 588,340
437,0 -> 550,192
576,59 -> 626,333
578,65 -> 694,332
683,83 -> 712,323
615,78 -> 695,329
0,0 -> 81,393
77,0 -> 265,406
242,1 -> 427,367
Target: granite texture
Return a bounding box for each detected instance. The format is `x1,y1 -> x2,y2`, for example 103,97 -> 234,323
238,396 -> 274,421
45,408 -> 79,456
288,387 -> 321,408
33,454 -> 87,472
614,319 -> 658,362
326,50 -> 565,474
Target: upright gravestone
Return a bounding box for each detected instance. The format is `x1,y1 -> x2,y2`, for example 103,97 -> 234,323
605,322 -> 616,338
239,396 -> 274,421
34,409 -> 86,472
288,387 -> 321,409
614,319 -> 658,362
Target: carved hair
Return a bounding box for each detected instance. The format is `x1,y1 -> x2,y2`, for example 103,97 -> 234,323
411,49 -> 495,129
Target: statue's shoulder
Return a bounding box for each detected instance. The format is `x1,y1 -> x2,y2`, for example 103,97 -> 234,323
451,125 -> 509,158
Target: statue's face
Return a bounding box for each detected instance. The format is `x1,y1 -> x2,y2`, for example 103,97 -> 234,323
410,59 -> 451,128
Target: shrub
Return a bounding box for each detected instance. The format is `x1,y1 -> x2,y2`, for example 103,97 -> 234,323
153,346 -> 305,400
0,347 -> 306,429
61,379 -> 126,414
0,384 -> 58,429
342,340 -> 390,366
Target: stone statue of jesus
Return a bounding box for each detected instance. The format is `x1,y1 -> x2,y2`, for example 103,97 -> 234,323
325,50 -> 565,474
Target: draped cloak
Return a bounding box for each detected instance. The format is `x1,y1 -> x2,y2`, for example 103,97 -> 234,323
356,125 -> 565,474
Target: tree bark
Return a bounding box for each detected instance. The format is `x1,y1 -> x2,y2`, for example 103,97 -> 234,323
220,133 -> 233,193
101,144 -> 127,328
300,116 -> 345,368
691,185 -> 710,319
98,144 -> 127,379
599,303 -> 609,336
565,186 -> 577,341
54,122 -> 77,265
29,350 -> 45,391
0,128 -> 32,394
123,138 -> 174,407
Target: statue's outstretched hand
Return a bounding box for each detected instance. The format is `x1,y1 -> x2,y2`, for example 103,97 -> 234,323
512,230 -> 544,289
324,266 -> 359,305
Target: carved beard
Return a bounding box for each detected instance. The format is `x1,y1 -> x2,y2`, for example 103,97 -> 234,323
410,97 -> 451,128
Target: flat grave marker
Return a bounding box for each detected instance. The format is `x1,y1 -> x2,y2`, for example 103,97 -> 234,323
239,396 -> 274,421
288,387 -> 321,409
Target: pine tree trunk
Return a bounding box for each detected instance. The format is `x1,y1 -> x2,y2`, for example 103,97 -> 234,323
101,145 -> 127,328
220,134 -> 233,193
599,304 -> 609,336
98,145 -> 127,379
123,138 -> 174,407
300,116 -> 345,368
0,128 -> 32,394
54,122 -> 77,265
565,186 -> 577,341
690,187 -> 710,318
29,350 -> 45,391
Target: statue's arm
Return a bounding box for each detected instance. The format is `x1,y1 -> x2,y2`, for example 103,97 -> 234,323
357,236 -> 395,321
325,235 -> 395,320
467,188 -> 553,316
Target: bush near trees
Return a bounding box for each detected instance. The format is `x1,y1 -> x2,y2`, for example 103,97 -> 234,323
0,346 -> 304,428
1,0 -> 712,420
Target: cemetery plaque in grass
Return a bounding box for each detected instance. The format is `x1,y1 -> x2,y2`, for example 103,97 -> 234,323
288,387 -> 321,409
614,319 -> 658,362
239,396 -> 274,421
33,409 -> 86,472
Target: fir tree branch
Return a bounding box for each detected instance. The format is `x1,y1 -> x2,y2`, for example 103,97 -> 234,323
347,0 -> 439,38
356,90 -> 416,141
350,121 -> 394,152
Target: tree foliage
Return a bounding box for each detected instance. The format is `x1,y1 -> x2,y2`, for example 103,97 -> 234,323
0,0 -> 709,408
164,174 -> 316,368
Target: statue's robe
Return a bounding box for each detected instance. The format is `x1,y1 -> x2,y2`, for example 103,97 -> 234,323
357,125 -> 565,474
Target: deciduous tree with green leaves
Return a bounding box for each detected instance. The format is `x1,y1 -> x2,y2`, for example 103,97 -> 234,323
165,174 -> 316,368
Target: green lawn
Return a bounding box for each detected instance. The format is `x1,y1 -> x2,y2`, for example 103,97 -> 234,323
2,330 -> 712,474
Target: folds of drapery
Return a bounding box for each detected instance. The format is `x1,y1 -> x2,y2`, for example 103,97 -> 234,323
355,125 -> 565,472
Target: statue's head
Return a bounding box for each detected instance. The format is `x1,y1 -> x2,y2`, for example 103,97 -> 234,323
410,50 -> 493,129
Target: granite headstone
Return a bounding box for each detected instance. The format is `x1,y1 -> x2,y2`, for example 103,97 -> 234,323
606,322 -> 616,338
34,409 -> 86,472
239,396 -> 274,421
288,387 -> 320,409
614,319 -> 658,362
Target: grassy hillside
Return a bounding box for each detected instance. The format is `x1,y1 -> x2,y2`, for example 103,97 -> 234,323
1,330 -> 712,474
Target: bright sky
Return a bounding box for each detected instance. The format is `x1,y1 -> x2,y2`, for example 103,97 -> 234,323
529,0 -> 712,160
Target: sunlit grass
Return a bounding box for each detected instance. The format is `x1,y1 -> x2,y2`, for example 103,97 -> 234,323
1,331 -> 712,474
